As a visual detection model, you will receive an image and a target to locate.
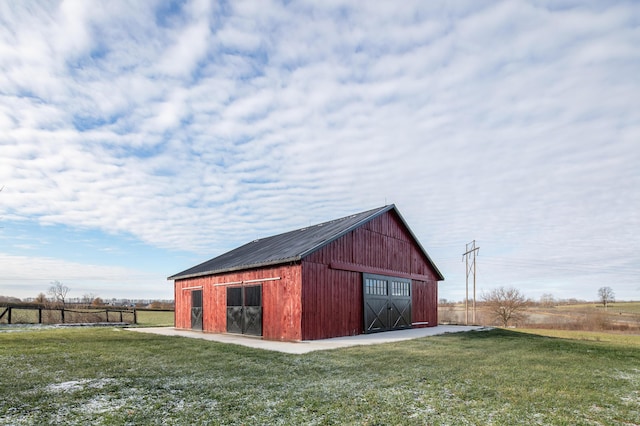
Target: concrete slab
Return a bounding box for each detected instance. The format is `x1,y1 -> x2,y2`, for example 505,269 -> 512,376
126,325 -> 489,354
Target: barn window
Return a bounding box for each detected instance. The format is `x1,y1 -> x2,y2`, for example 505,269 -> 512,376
365,278 -> 389,296
391,280 -> 410,297
227,287 -> 242,306
244,285 -> 262,307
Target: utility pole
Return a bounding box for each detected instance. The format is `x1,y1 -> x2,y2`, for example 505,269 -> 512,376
462,240 -> 480,325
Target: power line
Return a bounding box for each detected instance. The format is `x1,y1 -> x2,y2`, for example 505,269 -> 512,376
462,240 -> 479,325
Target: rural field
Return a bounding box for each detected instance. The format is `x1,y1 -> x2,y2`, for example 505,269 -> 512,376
0,325 -> 638,425
439,301 -> 640,333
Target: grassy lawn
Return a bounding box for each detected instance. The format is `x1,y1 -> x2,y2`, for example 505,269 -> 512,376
515,328 -> 640,348
0,328 -> 638,425
134,310 -> 174,327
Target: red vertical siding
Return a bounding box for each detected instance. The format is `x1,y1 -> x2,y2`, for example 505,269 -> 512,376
412,279 -> 438,328
174,280 -> 191,329
173,264 -> 303,341
301,261 -> 362,340
262,264 -> 303,341
301,210 -> 441,339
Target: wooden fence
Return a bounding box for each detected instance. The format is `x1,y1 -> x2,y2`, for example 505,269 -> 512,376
0,304 -> 137,325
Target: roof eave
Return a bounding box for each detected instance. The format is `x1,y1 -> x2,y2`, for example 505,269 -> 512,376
167,256 -> 302,281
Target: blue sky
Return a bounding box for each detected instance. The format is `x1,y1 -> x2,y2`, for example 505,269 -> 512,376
1,0 -> 638,302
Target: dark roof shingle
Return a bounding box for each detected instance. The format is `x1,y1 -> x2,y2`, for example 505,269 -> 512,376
168,205 -> 444,280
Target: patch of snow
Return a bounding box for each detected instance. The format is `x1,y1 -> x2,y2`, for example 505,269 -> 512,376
45,378 -> 117,393
46,380 -> 86,392
82,395 -> 126,414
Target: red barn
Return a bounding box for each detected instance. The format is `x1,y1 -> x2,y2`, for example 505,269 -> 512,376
168,205 -> 444,341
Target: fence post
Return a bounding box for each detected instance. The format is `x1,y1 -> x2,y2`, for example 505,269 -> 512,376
39,308 -> 42,324
106,310 -> 109,323
133,308 -> 137,325
61,308 -> 65,323
119,310 -> 123,322
7,307 -> 11,325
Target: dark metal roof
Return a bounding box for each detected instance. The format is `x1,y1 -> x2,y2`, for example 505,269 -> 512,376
168,204 -> 444,281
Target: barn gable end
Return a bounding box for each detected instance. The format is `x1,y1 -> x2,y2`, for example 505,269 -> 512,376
300,209 -> 441,340
168,205 -> 444,341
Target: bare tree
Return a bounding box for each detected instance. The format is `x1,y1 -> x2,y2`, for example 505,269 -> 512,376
81,293 -> 97,307
34,292 -> 48,305
482,287 -> 529,327
48,281 -> 70,307
598,287 -> 615,309
539,293 -> 555,308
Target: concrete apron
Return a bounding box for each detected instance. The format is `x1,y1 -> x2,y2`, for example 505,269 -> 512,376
127,325 -> 489,354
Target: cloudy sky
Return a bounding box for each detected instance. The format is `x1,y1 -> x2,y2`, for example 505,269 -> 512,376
1,1 -> 638,302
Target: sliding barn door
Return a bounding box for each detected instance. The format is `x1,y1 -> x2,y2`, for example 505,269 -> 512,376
226,285 -> 262,336
363,274 -> 411,333
191,290 -> 203,331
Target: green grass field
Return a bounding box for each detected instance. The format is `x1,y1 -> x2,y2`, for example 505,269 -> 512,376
134,310 -> 174,327
0,327 -> 638,425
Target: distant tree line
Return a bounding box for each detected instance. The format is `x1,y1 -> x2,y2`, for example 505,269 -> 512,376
439,286 -> 621,328
439,287 -> 619,309
1,280 -> 174,310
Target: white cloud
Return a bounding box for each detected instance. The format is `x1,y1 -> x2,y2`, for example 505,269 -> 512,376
158,18 -> 212,78
0,253 -> 168,299
0,1 -> 638,300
